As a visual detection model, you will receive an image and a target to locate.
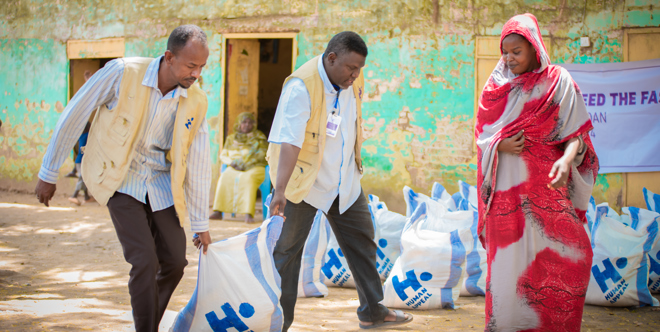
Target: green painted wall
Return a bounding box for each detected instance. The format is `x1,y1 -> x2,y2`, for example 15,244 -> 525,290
0,0 -> 656,212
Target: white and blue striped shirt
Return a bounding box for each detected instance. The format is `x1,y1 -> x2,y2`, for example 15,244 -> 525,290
39,56 -> 211,232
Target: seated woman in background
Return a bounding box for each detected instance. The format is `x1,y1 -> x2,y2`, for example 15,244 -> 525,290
210,112 -> 268,223
475,14 -> 599,331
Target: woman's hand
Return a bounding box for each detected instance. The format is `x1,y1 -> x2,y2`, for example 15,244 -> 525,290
498,130 -> 525,154
548,137 -> 582,189
548,157 -> 570,189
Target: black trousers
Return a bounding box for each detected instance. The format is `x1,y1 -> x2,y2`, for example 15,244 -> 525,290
273,189 -> 389,331
107,193 -> 188,332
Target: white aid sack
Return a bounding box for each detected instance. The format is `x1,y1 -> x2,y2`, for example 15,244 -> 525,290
404,184 -> 456,218
453,180 -> 478,211
322,220 -> 356,288
644,187 -> 660,213
586,204 -> 659,307
445,180 -> 486,296
264,193 -> 331,297
430,181 -> 485,296
171,216 -> 284,332
636,192 -> 660,292
458,209 -> 486,297
367,194 -> 407,280
430,183 -> 458,211
297,210 -> 330,297
584,196 -> 596,241
383,200 -> 475,309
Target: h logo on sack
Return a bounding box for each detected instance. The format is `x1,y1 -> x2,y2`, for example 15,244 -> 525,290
376,239 -> 393,277
592,257 -> 629,303
206,302 -> 255,332
322,248 -> 351,286
392,269 -> 433,308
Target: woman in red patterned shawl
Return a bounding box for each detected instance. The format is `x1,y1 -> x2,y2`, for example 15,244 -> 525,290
475,14 -> 599,331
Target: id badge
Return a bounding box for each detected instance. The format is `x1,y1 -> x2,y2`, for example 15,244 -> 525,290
326,112 -> 342,137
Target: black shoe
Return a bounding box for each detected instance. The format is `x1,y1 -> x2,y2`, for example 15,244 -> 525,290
65,170 -> 78,178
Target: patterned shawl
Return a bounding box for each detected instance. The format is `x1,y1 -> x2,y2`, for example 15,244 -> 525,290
221,112 -> 268,170
475,13 -> 599,242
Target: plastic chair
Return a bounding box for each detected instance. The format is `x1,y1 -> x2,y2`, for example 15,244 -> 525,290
219,164 -> 271,220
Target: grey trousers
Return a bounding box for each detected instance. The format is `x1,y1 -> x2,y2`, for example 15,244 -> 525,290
273,189 -> 389,331
107,193 -> 188,332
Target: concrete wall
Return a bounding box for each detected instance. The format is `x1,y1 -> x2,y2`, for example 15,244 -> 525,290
1,0 -> 658,213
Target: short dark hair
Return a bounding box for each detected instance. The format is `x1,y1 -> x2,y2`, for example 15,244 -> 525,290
167,25 -> 208,55
324,31 -> 368,58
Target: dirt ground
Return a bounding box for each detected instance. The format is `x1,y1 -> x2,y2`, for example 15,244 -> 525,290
1,190 -> 659,332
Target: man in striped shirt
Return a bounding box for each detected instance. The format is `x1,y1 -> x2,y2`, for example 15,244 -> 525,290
35,25 -> 212,332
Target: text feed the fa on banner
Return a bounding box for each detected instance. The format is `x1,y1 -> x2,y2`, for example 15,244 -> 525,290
561,59 -> 660,174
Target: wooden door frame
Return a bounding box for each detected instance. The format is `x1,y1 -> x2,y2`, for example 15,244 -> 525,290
66,38 -> 125,102
218,32 -> 298,149
621,27 -> 660,206
623,27 -> 660,62
473,36 -> 501,153
473,36 -> 501,115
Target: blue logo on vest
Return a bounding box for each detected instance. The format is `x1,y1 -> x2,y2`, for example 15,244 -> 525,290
206,302 -> 255,332
592,257 -> 630,303
185,117 -> 194,129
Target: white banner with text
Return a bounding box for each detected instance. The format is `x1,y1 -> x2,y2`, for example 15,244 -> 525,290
561,59 -> 660,173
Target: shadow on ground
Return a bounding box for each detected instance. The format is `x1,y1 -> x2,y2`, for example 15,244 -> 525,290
1,190 -> 659,331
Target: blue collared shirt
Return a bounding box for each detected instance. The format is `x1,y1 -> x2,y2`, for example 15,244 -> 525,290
39,56 -> 211,232
268,55 -> 362,214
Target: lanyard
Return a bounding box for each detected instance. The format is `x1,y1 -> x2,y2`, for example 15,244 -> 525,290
332,85 -> 341,115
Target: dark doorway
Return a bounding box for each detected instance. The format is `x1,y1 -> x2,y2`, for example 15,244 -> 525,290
223,38 -> 293,140
69,58 -> 116,99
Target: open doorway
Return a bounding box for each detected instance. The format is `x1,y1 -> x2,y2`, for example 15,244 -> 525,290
69,58 -> 116,99
222,34 -> 296,143
66,57 -> 116,177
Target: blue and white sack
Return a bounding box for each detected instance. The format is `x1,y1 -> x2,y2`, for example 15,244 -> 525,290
585,204 -> 659,307
452,180 -> 478,212
644,187 -> 660,212
458,209 -> 485,297
638,191 -> 660,292
368,194 -> 407,280
297,210 -> 330,297
171,216 -> 284,332
429,182 -> 485,296
404,185 -> 456,217
383,200 -> 475,309
264,193 -> 332,297
430,183 -> 458,211
445,181 -> 486,296
322,221 -> 356,288
584,196 -> 596,240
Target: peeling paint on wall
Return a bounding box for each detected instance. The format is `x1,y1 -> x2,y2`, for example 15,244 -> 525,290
0,0 -> 657,212
0,38 -> 68,187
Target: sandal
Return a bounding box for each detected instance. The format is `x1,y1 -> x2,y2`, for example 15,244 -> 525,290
359,310 -> 413,329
